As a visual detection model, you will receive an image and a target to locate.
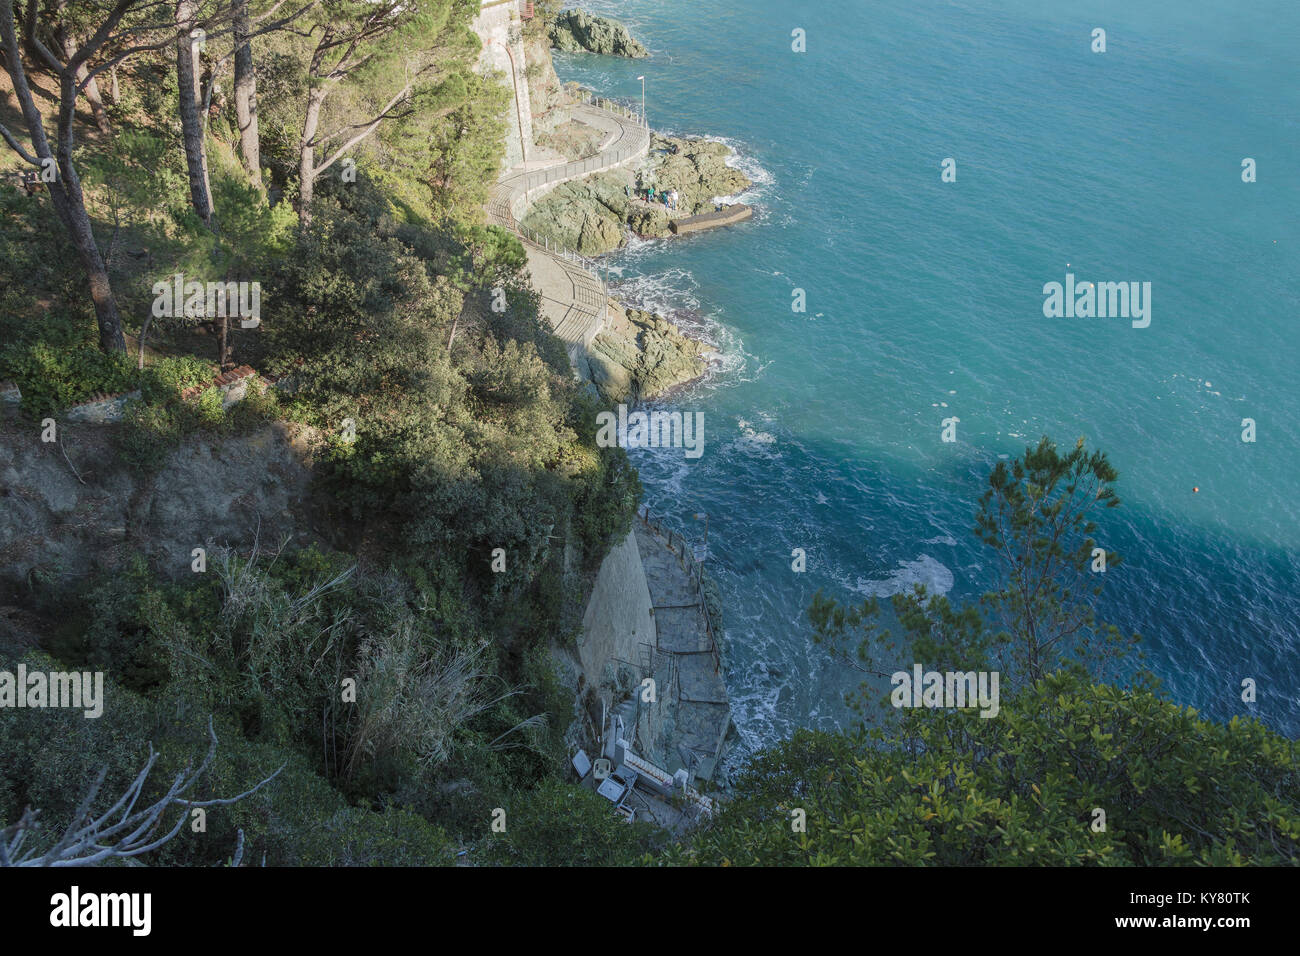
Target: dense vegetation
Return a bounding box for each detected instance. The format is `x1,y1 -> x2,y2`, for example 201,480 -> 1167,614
1,3 -> 1294,867
0,0 -> 639,864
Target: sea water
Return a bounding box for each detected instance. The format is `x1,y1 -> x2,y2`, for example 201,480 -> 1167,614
553,0 -> 1300,758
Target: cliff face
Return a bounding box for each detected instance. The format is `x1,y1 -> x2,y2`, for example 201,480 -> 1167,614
524,34 -> 566,134
0,420 -> 318,600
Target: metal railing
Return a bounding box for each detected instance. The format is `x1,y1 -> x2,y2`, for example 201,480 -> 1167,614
577,87 -> 646,127
513,221 -> 602,274
508,91 -> 646,191
490,95 -> 649,342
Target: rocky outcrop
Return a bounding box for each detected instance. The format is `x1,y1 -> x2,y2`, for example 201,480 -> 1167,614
641,134 -> 752,215
535,117 -> 606,162
519,171 -> 630,255
520,135 -> 753,255
524,35 -> 566,131
588,308 -> 708,402
549,9 -> 649,58
627,205 -> 672,238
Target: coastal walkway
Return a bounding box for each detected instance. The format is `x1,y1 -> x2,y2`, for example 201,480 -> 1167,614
486,95 -> 649,361
633,508 -> 730,783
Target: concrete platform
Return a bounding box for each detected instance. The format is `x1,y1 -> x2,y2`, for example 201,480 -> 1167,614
670,203 -> 753,234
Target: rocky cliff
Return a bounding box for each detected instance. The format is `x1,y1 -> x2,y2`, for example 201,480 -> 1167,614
0,419 -> 320,600
588,307 -> 709,403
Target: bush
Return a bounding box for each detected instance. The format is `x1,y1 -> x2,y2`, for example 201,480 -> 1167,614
676,673 -> 1300,867
47,555 -> 180,692
478,779 -> 663,866
1,331 -> 138,418
117,399 -> 183,471
295,806 -> 458,866
139,355 -> 214,404
0,650 -> 156,838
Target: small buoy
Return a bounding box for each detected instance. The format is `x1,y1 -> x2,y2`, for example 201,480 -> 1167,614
1193,486 -> 1200,493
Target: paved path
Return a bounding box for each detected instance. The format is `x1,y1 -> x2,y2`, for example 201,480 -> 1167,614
634,520 -> 731,782
487,101 -> 649,359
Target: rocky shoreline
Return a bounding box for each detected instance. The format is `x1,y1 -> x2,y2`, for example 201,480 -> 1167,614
521,132 -> 754,256
519,131 -> 753,400
549,9 -> 649,58
519,12 -> 754,403
586,304 -> 713,404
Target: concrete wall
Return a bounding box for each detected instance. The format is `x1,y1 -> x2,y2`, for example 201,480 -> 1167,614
576,529 -> 656,706
472,0 -> 534,170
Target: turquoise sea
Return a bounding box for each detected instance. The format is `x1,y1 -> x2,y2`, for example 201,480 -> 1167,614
554,0 -> 1300,757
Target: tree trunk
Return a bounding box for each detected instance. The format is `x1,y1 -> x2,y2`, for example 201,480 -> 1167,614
80,60 -> 111,134
176,1 -> 214,225
297,87 -> 325,230
56,23 -> 110,135
49,175 -> 127,352
0,1 -> 125,353
233,1 -> 261,187
218,315 -> 230,369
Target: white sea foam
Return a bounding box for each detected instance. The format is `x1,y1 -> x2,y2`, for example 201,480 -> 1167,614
703,133 -> 775,204
852,555 -> 955,598
606,253 -> 761,392
922,534 -> 958,546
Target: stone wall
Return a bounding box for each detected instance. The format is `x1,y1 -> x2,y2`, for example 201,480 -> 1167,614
65,390 -> 141,424
574,529 -> 656,710
472,0 -> 535,169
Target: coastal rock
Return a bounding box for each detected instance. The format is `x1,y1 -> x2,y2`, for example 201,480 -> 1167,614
641,134 -> 752,215
628,206 -> 672,238
536,118 -> 605,162
520,134 -> 753,253
590,308 -> 708,402
586,345 -> 635,400
577,210 -> 623,256
549,9 -> 649,58
520,171 -> 629,256
628,309 -> 708,397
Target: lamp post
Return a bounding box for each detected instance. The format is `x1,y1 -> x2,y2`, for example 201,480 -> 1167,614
637,75 -> 646,127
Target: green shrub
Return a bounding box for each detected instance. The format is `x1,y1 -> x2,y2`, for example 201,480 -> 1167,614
226,376 -> 281,429
0,650 -> 156,836
117,399 -> 183,471
1,334 -> 138,418
478,779 -> 663,866
139,355 -> 214,404
295,806 -> 458,866
676,673 -> 1300,867
191,385 -> 226,430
